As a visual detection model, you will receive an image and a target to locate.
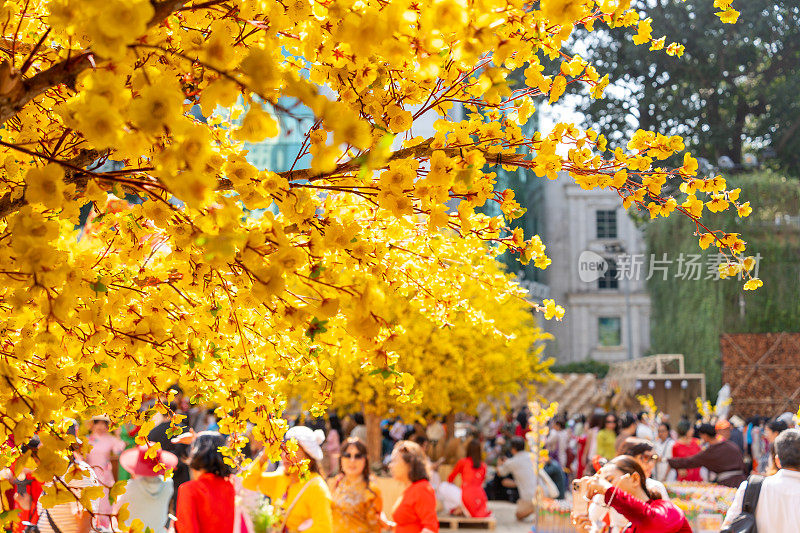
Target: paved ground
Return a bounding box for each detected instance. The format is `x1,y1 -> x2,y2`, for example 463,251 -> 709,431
440,501 -> 535,533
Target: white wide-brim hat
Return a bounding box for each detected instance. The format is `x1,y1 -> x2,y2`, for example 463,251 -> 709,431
285,426 -> 325,461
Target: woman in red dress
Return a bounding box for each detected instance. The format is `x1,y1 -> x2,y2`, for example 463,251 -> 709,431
577,456 -> 691,533
670,420 -> 702,482
389,441 -> 438,533
176,431 -> 235,533
447,439 -> 491,518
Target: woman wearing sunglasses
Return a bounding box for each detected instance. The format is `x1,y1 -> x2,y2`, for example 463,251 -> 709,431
330,438 -> 387,533
617,438 -> 669,499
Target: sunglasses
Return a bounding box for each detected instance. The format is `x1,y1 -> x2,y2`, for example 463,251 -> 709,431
342,453 -> 365,460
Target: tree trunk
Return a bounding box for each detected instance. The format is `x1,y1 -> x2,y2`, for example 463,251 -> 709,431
445,412 -> 456,440
365,411 -> 383,466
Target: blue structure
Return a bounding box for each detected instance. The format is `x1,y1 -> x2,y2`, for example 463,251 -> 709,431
244,99 -> 315,172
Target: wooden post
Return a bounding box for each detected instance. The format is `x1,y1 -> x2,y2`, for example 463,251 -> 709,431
365,411 -> 382,465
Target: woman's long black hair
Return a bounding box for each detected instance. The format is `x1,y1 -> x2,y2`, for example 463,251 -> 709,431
466,438 -> 483,469
188,431 -> 233,478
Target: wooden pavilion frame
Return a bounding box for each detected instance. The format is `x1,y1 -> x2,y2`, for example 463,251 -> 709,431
605,354 -> 706,419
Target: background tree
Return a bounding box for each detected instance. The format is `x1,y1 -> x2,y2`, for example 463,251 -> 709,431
576,0 -> 800,175
647,171 -> 800,396
304,255 -> 554,461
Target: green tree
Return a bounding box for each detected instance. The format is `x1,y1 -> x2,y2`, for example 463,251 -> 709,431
647,171 -> 800,395
577,0 -> 800,175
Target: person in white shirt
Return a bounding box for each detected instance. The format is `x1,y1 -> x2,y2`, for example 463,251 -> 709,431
723,428 -> 800,532
653,422 -> 675,482
635,411 -> 656,441
350,413 -> 367,443
496,437 -> 558,521
390,418 -> 407,442
114,444 -> 177,533
425,417 -> 446,443
545,418 -> 568,471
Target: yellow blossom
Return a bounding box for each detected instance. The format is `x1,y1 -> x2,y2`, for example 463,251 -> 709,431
716,8 -> 740,24
233,107 -> 280,143
25,165 -> 65,210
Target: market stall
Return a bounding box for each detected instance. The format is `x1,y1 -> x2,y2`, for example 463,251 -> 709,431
665,481 -> 736,533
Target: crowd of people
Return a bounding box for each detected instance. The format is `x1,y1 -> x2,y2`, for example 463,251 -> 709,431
1,387 -> 497,533
540,409 -> 799,485
3,395 -> 800,533
533,408 -> 800,532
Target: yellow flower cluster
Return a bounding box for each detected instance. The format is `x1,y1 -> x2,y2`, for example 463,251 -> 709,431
291,255 -> 554,419
695,396 -> 732,422
0,0 -> 754,524
636,394 -> 658,420
527,400 -> 560,470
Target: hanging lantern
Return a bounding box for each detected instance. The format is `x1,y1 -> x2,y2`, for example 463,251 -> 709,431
635,380 -> 642,390
648,380 -> 656,390
680,379 -> 689,390
665,380 -> 672,389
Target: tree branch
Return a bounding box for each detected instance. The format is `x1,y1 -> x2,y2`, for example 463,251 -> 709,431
274,139 -> 526,184
0,148 -> 103,219
1,133 -> 530,220
776,113 -> 800,154
0,0 -> 189,124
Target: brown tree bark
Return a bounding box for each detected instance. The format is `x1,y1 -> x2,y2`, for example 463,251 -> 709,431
365,411 -> 383,466
445,412 -> 456,441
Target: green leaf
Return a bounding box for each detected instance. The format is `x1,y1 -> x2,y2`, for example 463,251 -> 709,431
309,264 -> 325,279
127,213 -> 142,229
378,133 -> 395,149
165,425 -> 183,438
305,317 -> 329,340
0,509 -> 21,525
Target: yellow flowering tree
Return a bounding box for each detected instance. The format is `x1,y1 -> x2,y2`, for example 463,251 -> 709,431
280,243 -> 552,460
0,0 -> 753,526
339,259 -> 549,409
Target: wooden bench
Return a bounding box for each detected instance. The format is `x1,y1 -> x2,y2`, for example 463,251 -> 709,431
438,514 -> 497,530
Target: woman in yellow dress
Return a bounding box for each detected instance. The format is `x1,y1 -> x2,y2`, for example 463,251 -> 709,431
330,438 -> 386,533
243,426 -> 332,533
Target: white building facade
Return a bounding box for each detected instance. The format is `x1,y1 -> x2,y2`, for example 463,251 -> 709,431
537,176 -> 651,363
